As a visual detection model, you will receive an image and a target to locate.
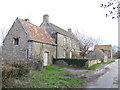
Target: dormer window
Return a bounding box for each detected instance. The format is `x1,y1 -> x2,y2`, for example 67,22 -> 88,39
14,38 -> 19,45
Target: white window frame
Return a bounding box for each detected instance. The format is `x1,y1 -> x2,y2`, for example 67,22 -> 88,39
70,39 -> 72,47
64,50 -> 66,58
70,51 -> 72,58
63,37 -> 67,46
75,44 -> 76,48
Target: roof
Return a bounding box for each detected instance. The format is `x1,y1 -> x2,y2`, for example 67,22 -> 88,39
40,21 -> 84,48
42,22 -> 78,41
96,48 -> 107,56
50,23 -> 77,40
18,18 -> 56,45
95,45 -> 112,50
40,15 -> 79,42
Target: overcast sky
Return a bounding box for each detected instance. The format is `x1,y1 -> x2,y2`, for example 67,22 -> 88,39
0,0 -> 118,46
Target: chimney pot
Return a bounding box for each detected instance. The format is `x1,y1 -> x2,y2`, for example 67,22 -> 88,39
68,28 -> 72,33
43,14 -> 49,23
24,19 -> 30,22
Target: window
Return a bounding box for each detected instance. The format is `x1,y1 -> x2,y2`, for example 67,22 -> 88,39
70,51 -> 72,58
75,44 -> 76,48
64,50 -> 66,58
63,37 -> 67,45
70,39 -> 72,47
14,38 -> 19,45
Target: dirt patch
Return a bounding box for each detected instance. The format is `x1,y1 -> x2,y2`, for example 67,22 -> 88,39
80,66 -> 110,88
62,63 -> 110,88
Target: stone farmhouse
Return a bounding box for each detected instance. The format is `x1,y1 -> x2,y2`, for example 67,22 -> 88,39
40,15 -> 82,59
2,15 -> 82,66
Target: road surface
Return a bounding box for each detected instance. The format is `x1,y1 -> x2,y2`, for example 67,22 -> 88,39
85,60 -> 118,88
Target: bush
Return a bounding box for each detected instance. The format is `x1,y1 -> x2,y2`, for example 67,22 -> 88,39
2,60 -> 43,79
53,58 -> 88,67
2,60 -> 43,87
3,60 -> 32,77
2,64 -> 19,80
2,60 -> 32,87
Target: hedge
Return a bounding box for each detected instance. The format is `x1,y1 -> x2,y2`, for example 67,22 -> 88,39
2,60 -> 43,87
53,58 -> 88,67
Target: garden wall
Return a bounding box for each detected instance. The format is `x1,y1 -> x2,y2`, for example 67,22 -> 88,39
88,59 -> 101,67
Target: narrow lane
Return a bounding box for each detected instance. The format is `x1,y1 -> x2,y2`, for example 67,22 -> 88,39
86,60 -> 118,88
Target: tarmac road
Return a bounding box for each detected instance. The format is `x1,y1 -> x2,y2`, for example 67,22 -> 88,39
85,59 -> 118,88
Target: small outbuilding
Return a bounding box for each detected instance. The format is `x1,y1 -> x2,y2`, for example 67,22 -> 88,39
2,18 -> 56,66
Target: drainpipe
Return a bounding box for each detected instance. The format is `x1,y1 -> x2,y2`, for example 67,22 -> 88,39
56,32 -> 58,59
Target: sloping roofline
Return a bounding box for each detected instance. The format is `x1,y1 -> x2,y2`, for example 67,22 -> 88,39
96,48 -> 107,56
4,17 -> 56,46
95,45 -> 112,50
19,18 -> 56,45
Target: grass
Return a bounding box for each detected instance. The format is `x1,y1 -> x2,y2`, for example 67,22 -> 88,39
84,60 -> 115,70
6,64 -> 84,88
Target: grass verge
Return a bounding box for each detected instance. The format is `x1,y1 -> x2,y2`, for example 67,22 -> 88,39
5,64 -> 84,88
84,60 -> 115,70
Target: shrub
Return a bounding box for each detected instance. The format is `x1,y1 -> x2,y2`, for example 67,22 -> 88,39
2,60 -> 43,87
3,60 -> 32,77
2,64 -> 19,80
2,60 -> 32,86
2,60 -> 43,78
53,58 -> 88,67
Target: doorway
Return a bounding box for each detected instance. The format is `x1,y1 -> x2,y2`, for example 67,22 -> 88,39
43,52 -> 49,66
70,51 -> 72,58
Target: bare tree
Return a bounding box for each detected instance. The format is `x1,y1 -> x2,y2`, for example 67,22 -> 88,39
101,0 -> 120,19
112,45 -> 118,53
113,46 -> 120,58
0,28 -> 8,44
74,30 -> 100,59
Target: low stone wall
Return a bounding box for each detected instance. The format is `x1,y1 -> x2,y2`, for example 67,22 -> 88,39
88,59 -> 101,67
2,59 -> 43,71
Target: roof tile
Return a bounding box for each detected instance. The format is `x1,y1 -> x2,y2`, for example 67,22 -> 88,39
19,18 -> 55,45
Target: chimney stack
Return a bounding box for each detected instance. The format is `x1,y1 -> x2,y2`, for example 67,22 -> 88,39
43,14 -> 49,23
24,19 -> 30,22
68,28 -> 72,33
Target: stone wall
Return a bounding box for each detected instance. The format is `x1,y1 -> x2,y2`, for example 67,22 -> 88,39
31,42 -> 56,65
88,59 -> 101,67
57,33 -> 80,58
2,19 -> 30,60
104,50 -> 111,59
86,49 -> 105,60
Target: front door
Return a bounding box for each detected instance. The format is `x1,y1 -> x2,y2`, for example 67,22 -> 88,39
43,52 -> 49,66
70,51 -> 72,58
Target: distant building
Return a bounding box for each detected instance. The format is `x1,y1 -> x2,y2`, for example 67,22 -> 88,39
86,45 -> 112,62
40,14 -> 82,59
95,45 -> 112,60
